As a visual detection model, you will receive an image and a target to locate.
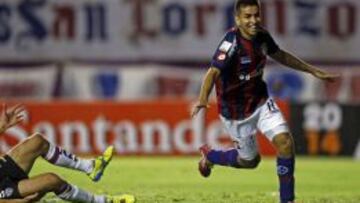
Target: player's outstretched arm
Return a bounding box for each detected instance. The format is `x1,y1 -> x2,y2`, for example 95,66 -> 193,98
191,67 -> 220,118
0,103 -> 25,134
0,193 -> 38,203
269,49 -> 340,82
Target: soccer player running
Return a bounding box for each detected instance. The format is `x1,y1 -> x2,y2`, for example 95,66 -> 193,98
0,103 -> 135,203
191,0 -> 339,203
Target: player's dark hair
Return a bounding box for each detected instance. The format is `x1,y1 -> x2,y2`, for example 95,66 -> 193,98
234,0 -> 261,15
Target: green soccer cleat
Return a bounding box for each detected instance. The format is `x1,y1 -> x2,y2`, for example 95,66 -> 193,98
106,194 -> 136,203
88,145 -> 114,182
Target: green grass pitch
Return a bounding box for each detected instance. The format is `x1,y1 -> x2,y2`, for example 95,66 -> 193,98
31,157 -> 360,203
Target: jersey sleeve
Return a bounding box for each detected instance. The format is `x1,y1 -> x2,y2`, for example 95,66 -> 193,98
210,30 -> 237,71
264,32 -> 280,55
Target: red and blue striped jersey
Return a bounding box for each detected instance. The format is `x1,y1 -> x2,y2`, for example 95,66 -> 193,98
210,27 -> 279,120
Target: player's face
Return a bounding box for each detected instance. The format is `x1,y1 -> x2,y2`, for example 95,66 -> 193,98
235,5 -> 261,39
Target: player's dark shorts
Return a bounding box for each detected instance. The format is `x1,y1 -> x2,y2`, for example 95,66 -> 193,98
0,155 -> 28,199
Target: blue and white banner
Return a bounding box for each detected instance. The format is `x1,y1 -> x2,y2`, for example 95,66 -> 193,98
62,64 -> 205,100
0,65 -> 58,100
62,64 -> 160,100
0,0 -> 359,62
61,63 -> 359,103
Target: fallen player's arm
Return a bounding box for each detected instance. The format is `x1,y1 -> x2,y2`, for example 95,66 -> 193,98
0,193 -> 38,203
269,49 -> 339,82
0,200 -> 25,203
0,199 -> 32,203
0,103 -> 25,135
